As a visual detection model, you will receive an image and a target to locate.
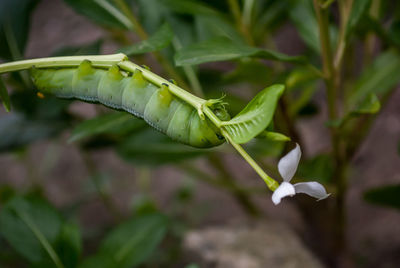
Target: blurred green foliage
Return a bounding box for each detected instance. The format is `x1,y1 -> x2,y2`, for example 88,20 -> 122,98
1,0 -> 400,267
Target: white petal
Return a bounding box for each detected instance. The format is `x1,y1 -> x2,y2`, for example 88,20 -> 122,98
272,182 -> 296,205
293,182 -> 330,201
278,143 -> 301,182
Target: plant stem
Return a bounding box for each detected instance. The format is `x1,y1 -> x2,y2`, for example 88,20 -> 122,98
94,0 -> 133,30
334,0 -> 354,70
313,0 -> 336,120
0,54 -> 127,74
243,0 -> 255,28
227,0 -> 254,45
222,129 -> 279,191
17,210 -> 65,268
314,0 -> 351,262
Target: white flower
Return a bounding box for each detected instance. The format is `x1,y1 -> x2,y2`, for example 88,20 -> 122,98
272,143 -> 330,205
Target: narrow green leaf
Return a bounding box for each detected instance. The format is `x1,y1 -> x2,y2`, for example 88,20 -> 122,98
257,131 -> 291,142
289,0 -> 337,53
0,0 -> 38,60
79,214 -> 168,268
347,50 -> 400,107
0,196 -> 63,265
69,112 -> 145,143
175,37 -> 306,66
0,75 -> 10,111
63,0 -> 130,29
289,0 -> 320,53
364,184 -> 400,210
222,84 -> 285,144
194,15 -> 244,45
119,23 -> 174,56
345,0 -> 372,38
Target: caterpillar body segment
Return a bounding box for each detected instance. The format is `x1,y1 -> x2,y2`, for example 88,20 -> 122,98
30,61 -> 230,148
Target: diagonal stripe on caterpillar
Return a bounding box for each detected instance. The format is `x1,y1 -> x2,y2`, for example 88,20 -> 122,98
31,60 -> 230,148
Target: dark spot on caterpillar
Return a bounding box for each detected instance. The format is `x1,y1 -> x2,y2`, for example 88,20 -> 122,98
168,79 -> 177,85
216,134 -> 224,140
162,83 -> 169,87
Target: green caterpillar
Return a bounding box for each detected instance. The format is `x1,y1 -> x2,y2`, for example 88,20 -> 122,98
30,60 -> 230,148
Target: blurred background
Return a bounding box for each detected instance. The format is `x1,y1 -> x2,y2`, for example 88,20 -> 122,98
1,0 -> 400,267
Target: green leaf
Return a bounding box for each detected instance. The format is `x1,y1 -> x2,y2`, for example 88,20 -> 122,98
289,0 -> 320,52
223,61 -> 273,86
364,184 -> 400,210
119,23 -> 174,56
175,37 -> 306,66
79,213 -> 168,268
0,0 -> 38,60
0,75 -> 10,112
63,0 -> 130,29
289,0 -> 337,53
345,0 -> 372,38
347,50 -> 400,108
0,196 -> 63,266
222,84 -> 285,144
117,129 -> 208,165
69,112 -> 145,143
55,223 -> 82,268
256,131 -> 291,142
194,16 -> 244,45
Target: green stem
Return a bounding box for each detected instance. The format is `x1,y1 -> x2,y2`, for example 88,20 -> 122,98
17,211 -> 65,268
3,23 -> 32,87
95,0 -> 134,30
222,129 -> 279,191
227,0 -> 254,45
313,0 -> 336,120
334,0 -> 353,70
243,0 -> 255,28
0,54 -> 127,74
